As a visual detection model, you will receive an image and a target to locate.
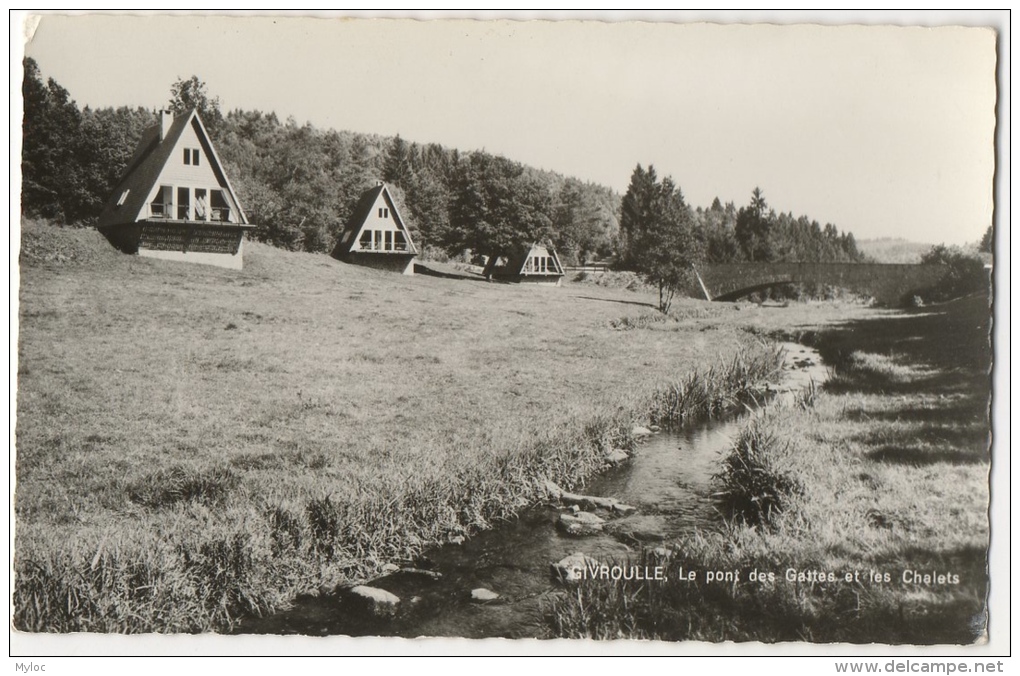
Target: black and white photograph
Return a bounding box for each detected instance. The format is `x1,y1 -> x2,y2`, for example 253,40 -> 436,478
10,10 -> 1007,664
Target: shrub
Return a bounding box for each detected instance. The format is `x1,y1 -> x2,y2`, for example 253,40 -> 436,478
918,245 -> 989,303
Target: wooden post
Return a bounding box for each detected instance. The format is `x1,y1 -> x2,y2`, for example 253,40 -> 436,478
693,266 -> 713,301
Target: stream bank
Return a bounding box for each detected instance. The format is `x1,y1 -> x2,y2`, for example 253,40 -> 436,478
237,343 -> 826,638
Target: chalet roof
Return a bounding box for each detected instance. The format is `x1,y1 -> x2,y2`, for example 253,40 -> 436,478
96,109 -> 249,229
333,183 -> 418,255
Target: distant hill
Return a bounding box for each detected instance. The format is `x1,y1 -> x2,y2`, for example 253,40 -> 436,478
856,238 -> 933,264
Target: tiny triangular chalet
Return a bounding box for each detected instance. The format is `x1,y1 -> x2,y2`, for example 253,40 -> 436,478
332,182 -> 418,275
97,109 -> 256,269
482,242 -> 565,286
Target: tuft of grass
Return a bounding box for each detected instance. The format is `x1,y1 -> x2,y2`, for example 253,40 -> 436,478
793,378 -> 820,410
649,340 -> 785,425
716,415 -> 802,527
128,464 -> 239,509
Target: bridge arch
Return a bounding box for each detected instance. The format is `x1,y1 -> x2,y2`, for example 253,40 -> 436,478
692,263 -> 949,305
714,280 -> 798,302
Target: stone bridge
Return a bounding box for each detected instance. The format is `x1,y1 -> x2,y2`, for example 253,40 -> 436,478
690,262 -> 948,305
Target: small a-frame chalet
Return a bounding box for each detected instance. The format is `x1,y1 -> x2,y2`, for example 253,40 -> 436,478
332,182 -> 418,275
97,109 -> 255,269
482,242 -> 565,286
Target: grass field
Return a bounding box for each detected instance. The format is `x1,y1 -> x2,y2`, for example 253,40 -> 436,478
551,291 -> 992,643
15,220 -> 824,633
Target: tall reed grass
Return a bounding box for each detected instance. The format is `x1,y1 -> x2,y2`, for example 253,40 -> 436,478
649,340 -> 785,425
716,416 -> 802,527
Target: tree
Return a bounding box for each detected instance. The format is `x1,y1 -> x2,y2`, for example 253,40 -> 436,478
22,58 -> 83,222
404,167 -> 451,252
619,164 -> 658,268
383,134 -> 413,186
626,173 -> 705,312
735,187 -> 774,262
447,153 -> 553,259
919,244 -> 988,302
552,178 -> 616,265
979,225 -> 993,254
698,197 -> 739,263
169,75 -> 223,137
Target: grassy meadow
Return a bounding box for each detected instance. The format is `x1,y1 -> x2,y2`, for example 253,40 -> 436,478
15,220 -> 805,633
551,291 -> 992,643
15,222 -> 990,639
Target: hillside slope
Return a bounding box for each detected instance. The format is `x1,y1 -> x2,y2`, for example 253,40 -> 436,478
856,237 -> 933,263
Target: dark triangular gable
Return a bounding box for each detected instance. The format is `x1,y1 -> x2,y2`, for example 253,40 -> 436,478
333,183 -> 418,256
97,109 -> 248,229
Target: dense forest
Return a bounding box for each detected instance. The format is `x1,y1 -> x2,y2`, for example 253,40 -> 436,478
21,59 -> 866,271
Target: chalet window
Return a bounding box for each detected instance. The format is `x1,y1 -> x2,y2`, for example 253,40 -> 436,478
116,189 -> 130,206
378,207 -> 389,218
183,149 -> 190,164
183,148 -> 201,165
195,189 -> 208,220
193,149 -> 200,166
151,185 -> 173,218
210,190 -> 230,221
177,187 -> 191,220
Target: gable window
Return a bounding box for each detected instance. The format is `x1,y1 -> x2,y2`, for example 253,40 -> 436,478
378,207 -> 389,218
183,148 -> 201,166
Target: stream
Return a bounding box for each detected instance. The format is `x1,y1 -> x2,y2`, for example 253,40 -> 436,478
238,343 -> 827,639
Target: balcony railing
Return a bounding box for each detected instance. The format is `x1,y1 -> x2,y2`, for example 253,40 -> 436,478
358,241 -> 411,252
149,203 -> 232,222
150,202 -> 172,219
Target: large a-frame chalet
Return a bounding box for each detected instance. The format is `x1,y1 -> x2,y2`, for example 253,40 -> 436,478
97,109 -> 255,269
332,182 -> 418,275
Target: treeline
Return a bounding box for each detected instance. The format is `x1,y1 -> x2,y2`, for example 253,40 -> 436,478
20,62 -> 619,265
21,58 -> 156,227
21,60 -> 864,270
683,181 -> 864,265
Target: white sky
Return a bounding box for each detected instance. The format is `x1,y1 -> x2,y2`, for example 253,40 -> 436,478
16,11 -> 1000,245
